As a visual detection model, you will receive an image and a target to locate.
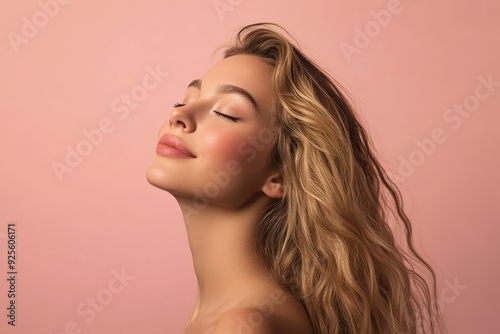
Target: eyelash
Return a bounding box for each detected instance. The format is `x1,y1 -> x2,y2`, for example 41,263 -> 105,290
172,103 -> 239,122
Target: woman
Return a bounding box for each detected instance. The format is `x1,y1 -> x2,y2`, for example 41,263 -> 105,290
146,23 -> 444,334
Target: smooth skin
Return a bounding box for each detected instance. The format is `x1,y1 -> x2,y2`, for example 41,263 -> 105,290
146,54 -> 313,334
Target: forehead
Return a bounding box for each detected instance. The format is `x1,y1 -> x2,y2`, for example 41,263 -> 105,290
199,54 -> 274,112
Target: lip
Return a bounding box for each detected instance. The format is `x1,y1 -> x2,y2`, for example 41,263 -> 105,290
156,133 -> 196,158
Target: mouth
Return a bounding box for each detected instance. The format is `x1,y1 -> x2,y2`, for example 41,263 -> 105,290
156,133 -> 196,158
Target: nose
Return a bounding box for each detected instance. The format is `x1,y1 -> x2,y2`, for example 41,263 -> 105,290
168,104 -> 195,132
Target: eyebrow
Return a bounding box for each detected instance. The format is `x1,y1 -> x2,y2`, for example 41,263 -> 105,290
187,79 -> 258,111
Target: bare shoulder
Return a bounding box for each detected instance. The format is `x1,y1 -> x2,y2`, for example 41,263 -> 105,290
211,306 -> 312,334
211,307 -> 277,334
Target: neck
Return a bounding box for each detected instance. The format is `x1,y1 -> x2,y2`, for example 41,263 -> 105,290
175,193 -> 277,321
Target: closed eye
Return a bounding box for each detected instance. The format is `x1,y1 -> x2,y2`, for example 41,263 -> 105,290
173,103 -> 239,122
213,110 -> 239,122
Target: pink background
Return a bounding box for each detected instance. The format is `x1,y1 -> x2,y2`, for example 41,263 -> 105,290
1,0 -> 499,333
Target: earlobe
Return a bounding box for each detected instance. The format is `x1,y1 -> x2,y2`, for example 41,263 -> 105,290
261,173 -> 285,199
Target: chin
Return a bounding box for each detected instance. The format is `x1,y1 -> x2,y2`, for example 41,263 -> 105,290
145,158 -> 258,209
145,160 -> 171,191
145,161 -> 192,199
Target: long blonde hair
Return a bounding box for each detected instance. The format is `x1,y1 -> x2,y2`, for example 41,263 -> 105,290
221,23 -> 444,334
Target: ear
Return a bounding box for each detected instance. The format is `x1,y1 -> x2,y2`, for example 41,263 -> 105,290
261,172 -> 285,199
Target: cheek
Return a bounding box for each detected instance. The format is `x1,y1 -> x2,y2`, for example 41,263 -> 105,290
203,128 -> 249,162
203,126 -> 272,176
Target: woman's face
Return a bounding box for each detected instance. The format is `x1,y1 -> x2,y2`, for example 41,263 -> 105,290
146,54 -> 280,208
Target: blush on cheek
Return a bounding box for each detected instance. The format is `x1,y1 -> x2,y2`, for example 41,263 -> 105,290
204,131 -> 250,163
204,127 -> 273,188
